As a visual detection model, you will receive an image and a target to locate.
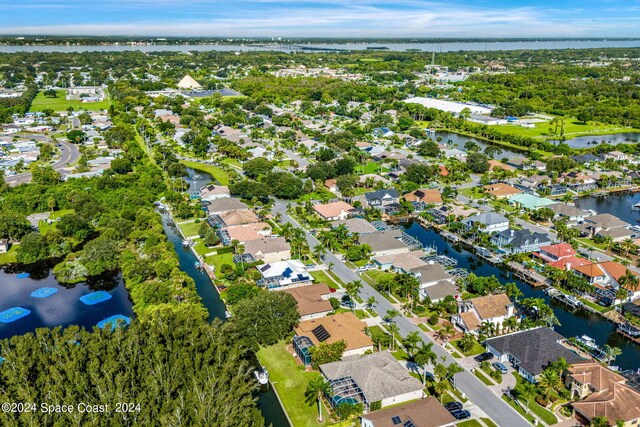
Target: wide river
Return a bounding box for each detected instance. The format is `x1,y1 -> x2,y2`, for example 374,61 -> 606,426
3,39 -> 640,53
404,223 -> 640,372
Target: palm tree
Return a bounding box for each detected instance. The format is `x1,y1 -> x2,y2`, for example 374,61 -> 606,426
481,321 -> 496,337
366,296 -> 376,311
312,244 -> 326,262
447,363 -> 464,388
384,309 -> 399,323
236,244 -> 245,269
403,331 -> 421,357
305,377 -> 332,423
537,369 -> 563,403
386,323 -> 400,351
603,345 -> 622,365
414,341 -> 437,386
435,324 -> 454,344
513,380 -> 537,415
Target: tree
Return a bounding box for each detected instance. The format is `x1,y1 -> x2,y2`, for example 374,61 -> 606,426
43,88 -> 57,98
66,129 -> 86,144
16,232 -> 49,264
305,377 -> 333,423
414,341 -> 437,385
466,152 -> 489,173
310,340 -> 347,368
603,345 -> 622,365
230,291 -> 300,346
513,380 -> 537,415
226,283 -> 260,305
243,157 -> 274,179
458,333 -> 477,353
537,368 -> 563,402
402,331 -> 422,356
0,211 -> 32,241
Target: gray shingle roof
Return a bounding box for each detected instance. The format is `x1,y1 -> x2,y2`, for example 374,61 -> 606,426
464,212 -> 509,227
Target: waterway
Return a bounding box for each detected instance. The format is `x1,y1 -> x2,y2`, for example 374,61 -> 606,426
3,39 -> 640,54
555,132 -> 640,149
435,131 -> 522,160
575,192 -> 640,225
0,267 -> 133,340
160,168 -> 289,427
404,222 -> 640,371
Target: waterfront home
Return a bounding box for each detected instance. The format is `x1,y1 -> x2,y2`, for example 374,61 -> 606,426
209,209 -> 260,228
547,203 -> 590,225
488,159 -> 515,172
463,212 -> 510,233
359,396 -> 456,427
575,213 -> 631,242
483,183 -> 522,199
281,283 -> 333,321
293,312 -> 373,363
204,197 -> 249,215
319,351 -> 424,410
490,228 -> 552,254
572,263 -> 607,285
602,151 -> 628,162
485,328 -> 585,383
219,222 -> 272,245
410,263 -> 457,300
568,361 -> 640,426
0,239 -> 8,253
571,153 -> 599,166
452,293 -> 515,334
507,157 -> 547,172
442,148 -> 466,161
257,259 -> 313,289
403,188 -> 443,206
313,201 -> 355,221
372,250 -> 427,273
199,184 -> 230,202
623,299 -> 640,320
591,171 -> 632,188
358,229 -> 413,257
243,237 -> 291,263
330,218 -> 378,234
364,189 -> 400,210
534,243 -> 593,270
598,261 -> 640,302
507,193 -> 555,210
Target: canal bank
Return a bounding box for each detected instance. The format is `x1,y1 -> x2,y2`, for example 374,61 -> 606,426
404,222 -> 640,371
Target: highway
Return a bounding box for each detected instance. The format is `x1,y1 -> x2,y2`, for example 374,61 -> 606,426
272,200 -> 530,427
5,140 -> 79,186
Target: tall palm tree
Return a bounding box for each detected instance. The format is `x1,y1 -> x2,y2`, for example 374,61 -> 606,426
538,369 -> 563,403
403,331 -> 421,357
514,381 -> 537,415
312,244 -> 326,262
305,377 -> 332,423
603,345 -> 622,365
414,341 -> 437,386
386,323 -> 400,351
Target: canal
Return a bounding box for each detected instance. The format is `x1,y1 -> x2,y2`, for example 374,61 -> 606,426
554,132 -> 640,149
575,191 -> 640,225
160,168 -> 289,427
404,222 -> 640,371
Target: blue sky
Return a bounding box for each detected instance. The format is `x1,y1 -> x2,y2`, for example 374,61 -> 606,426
1,0 -> 640,37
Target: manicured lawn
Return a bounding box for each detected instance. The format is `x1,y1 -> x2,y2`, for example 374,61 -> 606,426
310,270 -> 341,288
579,297 -> 610,313
205,252 -> 234,272
502,395 -> 536,425
0,246 -> 18,265
220,158 -> 242,169
457,420 -> 483,427
481,418 -> 498,427
365,270 -> 396,286
177,220 -> 203,238
356,161 -> 388,175
30,90 -> 110,112
192,238 -> 215,256
299,189 -> 336,202
256,342 -> 331,427
474,369 -> 494,386
459,187 -> 483,200
452,338 -> 485,357
38,209 -> 75,234
510,372 -> 557,425
498,119 -> 640,140
180,160 -> 231,185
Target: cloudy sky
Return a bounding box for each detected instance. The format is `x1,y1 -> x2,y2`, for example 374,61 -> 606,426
1,0 -> 639,38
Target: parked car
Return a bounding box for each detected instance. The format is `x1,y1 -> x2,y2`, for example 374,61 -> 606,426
492,362 -> 508,374
474,352 -> 494,363
450,410 -> 471,420
443,402 -> 463,412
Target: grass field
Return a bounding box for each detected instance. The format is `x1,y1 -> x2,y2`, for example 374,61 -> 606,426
30,90 -> 111,112
177,220 -> 203,238
499,119 -> 640,140
0,246 -> 18,265
481,418 -> 498,427
256,342 -> 331,427
37,209 -> 75,234
457,420 -> 483,427
452,338 -> 485,357
205,252 -> 234,272
474,369 -> 494,386
180,160 -> 231,185
310,270 -> 342,288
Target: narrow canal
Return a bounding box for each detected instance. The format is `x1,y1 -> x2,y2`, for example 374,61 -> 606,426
404,222 -> 640,371
160,168 -> 289,427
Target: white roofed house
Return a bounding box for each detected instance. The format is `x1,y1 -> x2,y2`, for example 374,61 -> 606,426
257,260 -> 313,289
463,212 -> 510,234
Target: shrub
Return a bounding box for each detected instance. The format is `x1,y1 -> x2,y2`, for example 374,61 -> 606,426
428,312 -> 439,326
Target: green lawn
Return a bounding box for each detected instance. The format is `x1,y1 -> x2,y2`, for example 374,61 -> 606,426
299,189 -> 336,202
180,160 -> 231,185
356,161 -> 388,175
220,158 -> 242,169
510,373 -> 557,425
457,420 -> 483,427
498,119 -> 640,140
452,339 -> 485,357
474,369 -> 494,386
177,220 -> 203,238
481,418 -> 498,427
30,90 -> 110,112
0,246 -> 18,265
502,395 -> 536,425
205,252 -> 234,272
310,270 -> 341,288
192,238 -> 215,257
256,342 -> 331,427
38,209 -> 75,234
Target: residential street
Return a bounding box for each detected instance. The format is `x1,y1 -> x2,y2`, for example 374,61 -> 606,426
5,140 -> 80,186
272,200 -> 531,427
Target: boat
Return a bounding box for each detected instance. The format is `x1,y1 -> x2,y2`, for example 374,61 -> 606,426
253,367 -> 269,385
575,335 -> 608,361
225,310 -> 232,319
633,201 -> 640,211
182,239 -> 192,247
579,335 -> 599,350
194,261 -> 203,270
618,322 -> 640,338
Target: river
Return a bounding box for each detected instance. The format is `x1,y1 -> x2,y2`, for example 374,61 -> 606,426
404,222 -> 640,371
160,168 -> 289,427
0,266 -> 133,339
435,131 -> 523,160
3,39 -> 640,53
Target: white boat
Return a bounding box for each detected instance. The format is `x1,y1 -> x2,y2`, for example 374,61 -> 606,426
225,310 -> 232,319
579,335 -> 598,350
633,201 -> 640,211
254,368 -> 269,385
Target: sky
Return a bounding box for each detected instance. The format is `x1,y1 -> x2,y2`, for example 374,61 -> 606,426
1,0 -> 640,38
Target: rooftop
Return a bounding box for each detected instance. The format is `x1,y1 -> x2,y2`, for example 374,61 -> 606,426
294,312 -> 373,351
312,201 -> 354,219
467,293 -> 512,320
280,283 -> 332,317
360,396 -> 456,427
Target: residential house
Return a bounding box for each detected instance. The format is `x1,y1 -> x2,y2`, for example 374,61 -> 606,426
573,263 -> 607,285
598,261 -> 640,302
490,228 -> 552,254
293,312 -> 374,362
199,184 -> 230,202
534,243 -> 593,270
359,229 -> 412,257
205,198 -> 249,215
452,293 -> 515,334
463,212 -> 510,233
568,361 -> 640,426
576,214 -> 631,242
372,127 -> 394,138
403,189 -> 443,208
372,251 -> 427,273
319,351 -> 424,409
507,193 -> 555,210
485,328 -> 585,383
330,218 -> 378,234
547,203 -> 590,225
220,222 -> 272,245
602,151 -> 628,162
243,237 -> 291,263
488,160 -> 515,172
571,153 -> 600,166
324,179 -> 338,193
410,263 -> 457,301
0,239 -> 8,253
443,148 -> 466,161
281,283 -> 333,321
313,201 -> 355,221
364,189 -> 400,213
359,397 -> 456,427
257,260 -> 313,289
507,157 -> 547,172
484,183 -> 522,199
209,209 -> 260,228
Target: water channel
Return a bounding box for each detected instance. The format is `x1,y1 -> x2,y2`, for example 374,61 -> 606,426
575,192 -> 640,225
404,222 -> 640,372
554,132 -> 640,149
434,131 -> 523,160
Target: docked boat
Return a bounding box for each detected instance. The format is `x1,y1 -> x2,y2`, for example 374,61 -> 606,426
633,201 -> 640,211
619,322 -> 640,338
254,367 -> 269,385
575,335 -> 608,360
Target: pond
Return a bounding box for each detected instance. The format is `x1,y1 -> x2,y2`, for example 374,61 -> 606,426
404,222 -> 640,371
435,131 -> 523,160
553,132 -> 640,149
0,266 -> 133,340
575,192 -> 640,225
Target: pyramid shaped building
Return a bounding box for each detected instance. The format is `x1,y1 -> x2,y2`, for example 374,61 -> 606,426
177,74 -> 202,90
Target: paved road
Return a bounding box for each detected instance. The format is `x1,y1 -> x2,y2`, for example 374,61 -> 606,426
272,200 -> 530,427
5,140 -> 79,186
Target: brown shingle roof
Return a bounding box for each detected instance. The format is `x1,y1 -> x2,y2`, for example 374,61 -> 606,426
294,312 -> 373,351
361,397 -> 456,427
469,293 -> 512,319
572,381 -> 640,423
280,283 -> 333,317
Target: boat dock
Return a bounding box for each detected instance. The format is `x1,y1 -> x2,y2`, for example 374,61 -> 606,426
507,261 -> 550,287
547,288 -> 581,309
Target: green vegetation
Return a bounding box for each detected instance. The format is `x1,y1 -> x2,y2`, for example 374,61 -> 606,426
0,245 -> 18,264
457,420 -> 483,427
257,342 -> 331,427
206,252 -> 234,272
474,368 -> 494,386
177,220 -> 204,238
502,395 -> 536,425
30,90 -> 110,112
180,160 -> 231,185
481,418 -> 498,427
499,119 -> 640,140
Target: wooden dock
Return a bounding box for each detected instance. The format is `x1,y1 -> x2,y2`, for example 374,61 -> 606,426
507,261 -> 550,288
